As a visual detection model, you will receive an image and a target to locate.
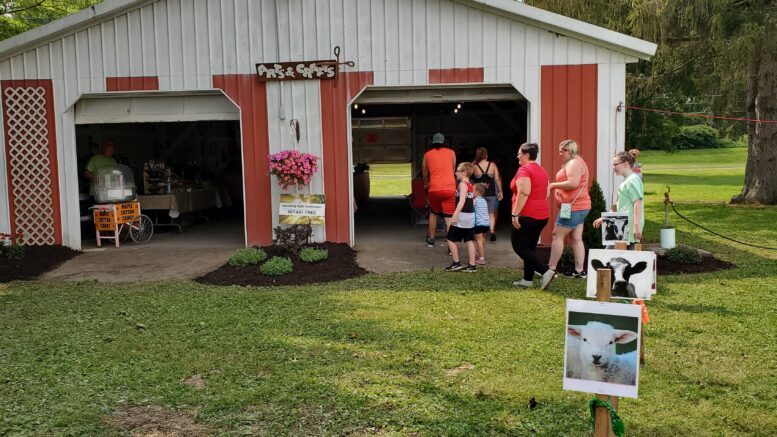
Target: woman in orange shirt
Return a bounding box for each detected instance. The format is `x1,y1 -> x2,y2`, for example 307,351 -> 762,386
547,140 -> 591,279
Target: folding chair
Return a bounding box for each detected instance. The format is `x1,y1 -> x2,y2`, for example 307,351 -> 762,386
406,178 -> 430,227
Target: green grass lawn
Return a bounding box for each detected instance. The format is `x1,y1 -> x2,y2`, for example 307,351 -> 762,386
1,149 -> 776,435
369,163 -> 412,197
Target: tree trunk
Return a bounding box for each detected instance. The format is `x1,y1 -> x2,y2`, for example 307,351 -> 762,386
732,40 -> 777,205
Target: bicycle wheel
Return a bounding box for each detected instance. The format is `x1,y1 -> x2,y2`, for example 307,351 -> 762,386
129,214 -> 154,244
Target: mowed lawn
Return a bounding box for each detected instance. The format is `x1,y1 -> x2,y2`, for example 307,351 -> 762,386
1,149 -> 776,435
369,163 -> 412,196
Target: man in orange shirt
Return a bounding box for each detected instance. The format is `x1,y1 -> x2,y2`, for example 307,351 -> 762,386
422,133 -> 457,247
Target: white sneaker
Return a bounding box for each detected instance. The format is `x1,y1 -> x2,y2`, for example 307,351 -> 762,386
540,269 -> 556,290
512,279 -> 534,288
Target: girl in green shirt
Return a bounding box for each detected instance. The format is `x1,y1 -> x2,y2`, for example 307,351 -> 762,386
594,151 -> 644,244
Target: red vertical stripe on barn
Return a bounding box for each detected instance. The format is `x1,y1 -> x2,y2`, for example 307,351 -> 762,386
428,68 -> 484,84
540,65 -> 598,244
1,79 -> 62,245
213,74 -> 272,246
106,76 -> 160,91
320,72 -> 374,243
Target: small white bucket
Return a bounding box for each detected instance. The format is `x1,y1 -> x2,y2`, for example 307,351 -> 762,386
660,228 -> 676,249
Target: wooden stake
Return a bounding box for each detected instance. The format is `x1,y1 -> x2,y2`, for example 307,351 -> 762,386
614,242 -> 628,250
594,268 -> 616,437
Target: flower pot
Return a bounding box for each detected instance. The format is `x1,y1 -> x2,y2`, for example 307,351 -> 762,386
353,172 -> 370,207
660,227 -> 676,249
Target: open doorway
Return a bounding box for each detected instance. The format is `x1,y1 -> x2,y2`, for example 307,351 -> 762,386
75,120 -> 244,248
350,84 -> 528,247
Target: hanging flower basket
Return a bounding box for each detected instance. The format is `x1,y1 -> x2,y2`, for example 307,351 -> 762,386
267,150 -> 319,189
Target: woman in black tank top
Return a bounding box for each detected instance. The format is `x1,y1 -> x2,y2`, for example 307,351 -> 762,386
471,147 -> 503,241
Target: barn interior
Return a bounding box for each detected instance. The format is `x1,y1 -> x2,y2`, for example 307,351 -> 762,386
75,121 -> 244,246
350,84 -> 528,247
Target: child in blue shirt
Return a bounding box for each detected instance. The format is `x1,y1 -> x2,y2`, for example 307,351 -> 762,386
473,183 -> 491,265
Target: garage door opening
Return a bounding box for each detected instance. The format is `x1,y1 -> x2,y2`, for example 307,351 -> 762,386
351,85 -> 528,248
75,120 -> 244,248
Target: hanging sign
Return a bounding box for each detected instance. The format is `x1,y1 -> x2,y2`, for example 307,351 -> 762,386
279,194 -> 326,225
255,46 -> 354,82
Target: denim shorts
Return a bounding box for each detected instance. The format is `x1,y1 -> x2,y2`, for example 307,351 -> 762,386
556,209 -> 590,228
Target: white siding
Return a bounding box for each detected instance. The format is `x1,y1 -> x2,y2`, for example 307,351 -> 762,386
0,0 -> 636,248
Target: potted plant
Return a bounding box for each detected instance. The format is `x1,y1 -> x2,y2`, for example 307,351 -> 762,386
353,162 -> 370,207
267,150 -> 319,190
661,186 -> 676,249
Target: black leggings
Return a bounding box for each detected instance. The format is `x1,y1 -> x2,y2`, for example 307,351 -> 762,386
511,216 -> 550,281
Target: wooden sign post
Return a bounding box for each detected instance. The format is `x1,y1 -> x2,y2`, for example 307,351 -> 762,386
594,267 -> 618,437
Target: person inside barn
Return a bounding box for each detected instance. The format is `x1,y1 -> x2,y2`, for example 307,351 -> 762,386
422,133 -> 457,248
84,141 -> 118,197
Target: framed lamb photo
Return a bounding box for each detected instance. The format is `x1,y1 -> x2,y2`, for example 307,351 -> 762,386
601,212 -> 630,245
564,299 -> 642,398
586,249 -> 657,300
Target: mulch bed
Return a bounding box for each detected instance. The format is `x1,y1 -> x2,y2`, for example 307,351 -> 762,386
196,242 -> 367,287
536,246 -> 735,276
0,245 -> 80,282
656,255 -> 735,275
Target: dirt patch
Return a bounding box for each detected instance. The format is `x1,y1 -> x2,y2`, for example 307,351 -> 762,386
103,405 -> 210,436
196,242 -> 367,287
0,245 -> 80,282
445,363 -> 475,377
535,246 -> 735,276
181,374 -> 206,389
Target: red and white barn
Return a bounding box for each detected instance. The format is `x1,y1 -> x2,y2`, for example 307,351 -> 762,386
0,0 -> 655,250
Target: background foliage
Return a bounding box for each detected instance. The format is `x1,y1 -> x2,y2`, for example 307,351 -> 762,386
0,1 -> 100,41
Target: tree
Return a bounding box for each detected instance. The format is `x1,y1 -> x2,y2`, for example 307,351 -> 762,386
526,0 -> 777,204
0,1 -> 100,41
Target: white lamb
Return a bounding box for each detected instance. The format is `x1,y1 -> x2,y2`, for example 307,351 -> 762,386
565,321 -> 638,385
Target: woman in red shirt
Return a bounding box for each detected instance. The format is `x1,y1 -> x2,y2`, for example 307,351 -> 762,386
511,143 -> 555,289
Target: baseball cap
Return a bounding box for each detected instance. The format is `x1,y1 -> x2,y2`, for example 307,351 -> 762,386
432,133 -> 445,144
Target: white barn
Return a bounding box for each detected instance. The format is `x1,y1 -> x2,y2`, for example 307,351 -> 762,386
0,0 -> 656,249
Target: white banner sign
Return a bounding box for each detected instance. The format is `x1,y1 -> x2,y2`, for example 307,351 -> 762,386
279,194 -> 325,225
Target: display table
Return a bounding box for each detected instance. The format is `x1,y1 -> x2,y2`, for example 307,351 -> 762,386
137,188 -> 223,232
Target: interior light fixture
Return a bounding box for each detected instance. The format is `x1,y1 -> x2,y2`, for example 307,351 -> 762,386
457,103 -> 462,109
354,103 -> 359,109
362,108 -> 366,114
454,108 -> 459,114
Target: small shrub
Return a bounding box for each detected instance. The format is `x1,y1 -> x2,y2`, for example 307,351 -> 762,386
228,247 -> 267,267
665,244 -> 703,264
715,138 -> 738,148
0,231 -> 25,261
558,247 -> 574,268
673,125 -> 720,150
299,247 -> 328,263
582,180 -> 607,250
260,256 -> 294,276
274,224 -> 313,253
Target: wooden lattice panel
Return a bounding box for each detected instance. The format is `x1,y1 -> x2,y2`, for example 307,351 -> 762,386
2,81 -> 61,245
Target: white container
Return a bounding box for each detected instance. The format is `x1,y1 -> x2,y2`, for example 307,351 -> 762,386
660,227 -> 676,249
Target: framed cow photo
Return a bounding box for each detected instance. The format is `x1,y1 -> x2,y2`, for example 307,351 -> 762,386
601,212 -> 630,245
586,249 -> 657,300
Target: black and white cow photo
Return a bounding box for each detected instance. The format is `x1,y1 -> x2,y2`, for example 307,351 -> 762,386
586,249 -> 657,299
601,212 -> 630,245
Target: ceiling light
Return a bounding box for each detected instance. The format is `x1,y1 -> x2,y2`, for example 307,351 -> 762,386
361,108 -> 366,114
354,104 -> 359,109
